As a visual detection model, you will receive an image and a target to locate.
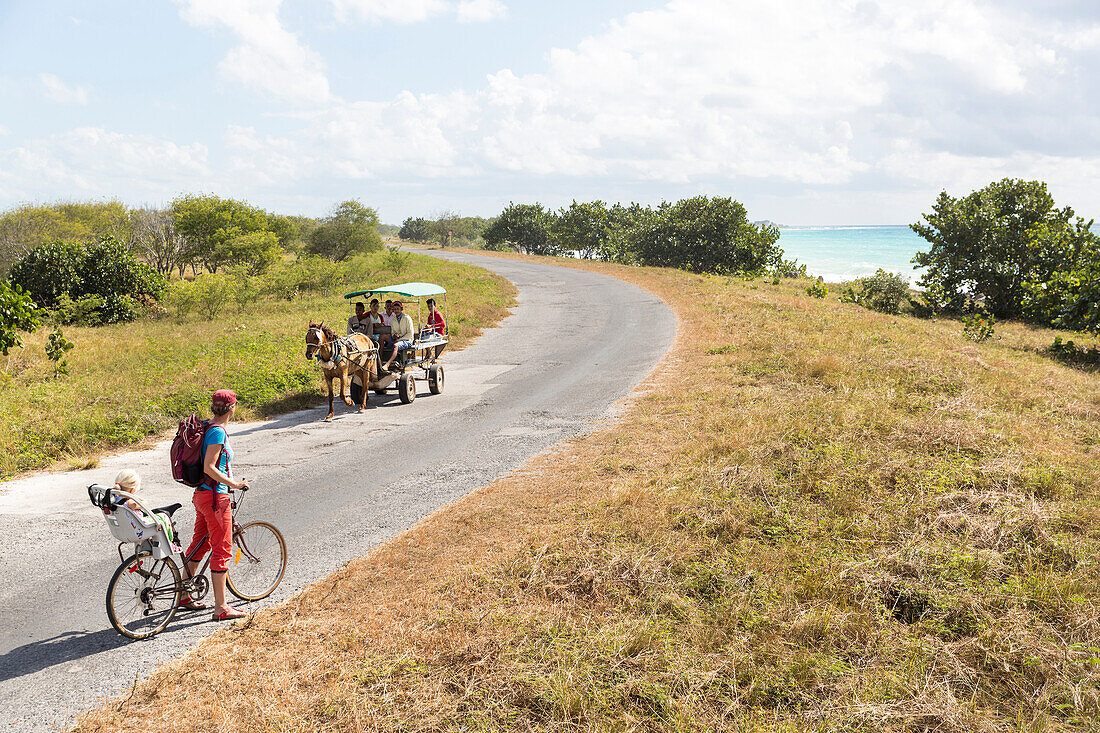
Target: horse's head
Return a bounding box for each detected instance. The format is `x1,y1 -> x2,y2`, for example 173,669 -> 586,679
305,321 -> 325,360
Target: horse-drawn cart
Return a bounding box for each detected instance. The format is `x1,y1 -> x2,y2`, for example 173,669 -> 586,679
306,282 -> 450,419
343,282 -> 448,405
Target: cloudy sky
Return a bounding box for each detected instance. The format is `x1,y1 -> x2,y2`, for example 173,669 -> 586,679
1,0 -> 1098,225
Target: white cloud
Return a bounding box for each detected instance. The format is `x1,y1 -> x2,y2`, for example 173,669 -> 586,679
174,0 -> 330,105
331,0 -> 505,24
457,0 -> 505,23
0,128 -> 209,202
7,0 -> 1100,225
39,73 -> 88,105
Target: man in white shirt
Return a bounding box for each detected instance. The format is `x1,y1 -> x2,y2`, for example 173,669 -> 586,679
383,301 -> 415,372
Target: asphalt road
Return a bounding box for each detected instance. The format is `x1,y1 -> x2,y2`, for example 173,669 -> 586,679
0,250 -> 675,731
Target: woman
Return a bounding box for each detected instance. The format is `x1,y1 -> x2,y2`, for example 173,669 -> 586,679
182,388 -> 250,621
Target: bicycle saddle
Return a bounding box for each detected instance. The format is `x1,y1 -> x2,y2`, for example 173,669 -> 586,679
152,503 -> 184,517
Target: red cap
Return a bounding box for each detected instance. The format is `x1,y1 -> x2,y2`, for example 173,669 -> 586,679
211,389 -> 238,411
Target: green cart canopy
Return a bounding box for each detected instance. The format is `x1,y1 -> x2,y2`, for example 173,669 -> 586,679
343,282 -> 447,300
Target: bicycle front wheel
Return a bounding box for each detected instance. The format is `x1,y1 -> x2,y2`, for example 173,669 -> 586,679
106,552 -> 182,640
227,521 -> 286,601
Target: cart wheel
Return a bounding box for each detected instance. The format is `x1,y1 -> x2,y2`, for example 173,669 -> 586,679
428,364 -> 444,394
349,381 -> 363,405
398,372 -> 416,404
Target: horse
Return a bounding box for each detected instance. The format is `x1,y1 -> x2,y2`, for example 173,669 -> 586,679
304,322 -> 378,421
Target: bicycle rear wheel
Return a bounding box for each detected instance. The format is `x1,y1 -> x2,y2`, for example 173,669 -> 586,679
226,521 -> 286,601
106,552 -> 182,639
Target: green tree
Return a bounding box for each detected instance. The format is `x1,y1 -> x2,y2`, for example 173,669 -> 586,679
628,196 -> 782,274
1019,219 -> 1100,334
0,281 -> 40,355
399,217 -> 431,243
911,179 -> 1092,318
307,200 -> 382,261
552,200 -> 612,259
482,203 -> 556,255
171,194 -> 278,273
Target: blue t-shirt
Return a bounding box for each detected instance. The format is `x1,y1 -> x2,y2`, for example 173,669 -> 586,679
201,424 -> 234,494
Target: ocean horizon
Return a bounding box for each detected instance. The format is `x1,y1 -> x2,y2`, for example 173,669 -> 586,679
777,225 -> 926,283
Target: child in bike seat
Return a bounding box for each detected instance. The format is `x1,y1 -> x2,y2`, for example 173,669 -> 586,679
114,469 -> 178,549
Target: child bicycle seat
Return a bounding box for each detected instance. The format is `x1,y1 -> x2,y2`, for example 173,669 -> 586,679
88,484 -> 181,559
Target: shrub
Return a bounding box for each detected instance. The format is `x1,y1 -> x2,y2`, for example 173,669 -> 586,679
962,313 -> 995,342
382,246 -> 411,276
165,280 -> 198,321
7,239 -> 84,308
0,280 -> 40,355
45,327 -> 74,376
773,258 -> 807,279
99,293 -> 139,324
838,269 -> 910,314
806,279 -> 828,298
628,196 -> 783,275
192,274 -> 234,321
50,293 -> 104,326
912,178 -> 1099,320
7,235 -> 165,325
1049,336 -> 1100,366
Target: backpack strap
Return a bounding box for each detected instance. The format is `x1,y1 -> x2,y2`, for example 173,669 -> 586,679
199,419 -> 226,511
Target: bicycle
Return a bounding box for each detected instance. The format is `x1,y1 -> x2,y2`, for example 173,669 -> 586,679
88,484 -> 287,640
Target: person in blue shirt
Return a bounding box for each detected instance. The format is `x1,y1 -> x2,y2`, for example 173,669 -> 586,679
181,389 -> 251,621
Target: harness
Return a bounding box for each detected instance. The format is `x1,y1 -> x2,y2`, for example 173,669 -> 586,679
308,328 -> 376,371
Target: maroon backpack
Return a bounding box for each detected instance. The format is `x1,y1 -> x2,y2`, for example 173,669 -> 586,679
170,414 -> 209,487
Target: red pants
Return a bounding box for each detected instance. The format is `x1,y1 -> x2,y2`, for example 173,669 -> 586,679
185,491 -> 233,573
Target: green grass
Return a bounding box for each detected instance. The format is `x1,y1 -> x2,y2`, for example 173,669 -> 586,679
0,250 -> 515,479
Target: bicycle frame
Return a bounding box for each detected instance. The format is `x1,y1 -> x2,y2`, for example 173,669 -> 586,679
119,490 -> 262,600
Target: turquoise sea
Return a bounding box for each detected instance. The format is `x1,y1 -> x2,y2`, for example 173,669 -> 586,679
777,226 -> 927,283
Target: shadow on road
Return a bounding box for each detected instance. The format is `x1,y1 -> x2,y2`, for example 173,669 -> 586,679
233,391 -> 408,438
0,611 -> 211,684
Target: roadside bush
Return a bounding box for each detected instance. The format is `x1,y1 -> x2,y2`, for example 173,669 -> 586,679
773,258 -> 807,279
7,235 -> 166,325
912,178 -> 1100,321
49,293 -> 104,326
192,274 -> 234,321
45,327 -> 73,377
806,279 -> 828,298
962,313 -> 995,342
629,196 -> 783,275
165,280 -> 198,321
1049,336 -> 1100,366
7,239 -> 84,308
0,280 -> 40,355
381,246 -> 411,276
838,269 -> 910,314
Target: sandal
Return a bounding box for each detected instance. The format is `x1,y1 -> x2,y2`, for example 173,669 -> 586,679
212,606 -> 248,621
178,595 -> 207,611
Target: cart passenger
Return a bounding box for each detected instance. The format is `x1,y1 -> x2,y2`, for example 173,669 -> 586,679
347,302 -> 371,336
425,297 -> 446,337
383,301 -> 414,372
368,298 -> 388,346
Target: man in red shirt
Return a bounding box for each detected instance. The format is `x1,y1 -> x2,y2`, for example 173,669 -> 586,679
425,298 -> 446,336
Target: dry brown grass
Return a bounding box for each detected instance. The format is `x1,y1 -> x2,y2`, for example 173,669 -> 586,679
74,252 -> 1100,732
